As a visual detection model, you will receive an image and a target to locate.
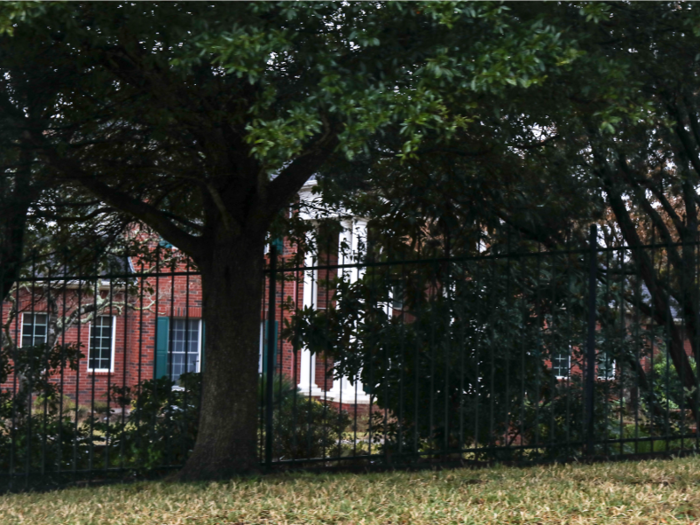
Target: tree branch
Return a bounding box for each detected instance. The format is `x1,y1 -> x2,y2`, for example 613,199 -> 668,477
263,130 -> 339,223
28,135 -> 203,256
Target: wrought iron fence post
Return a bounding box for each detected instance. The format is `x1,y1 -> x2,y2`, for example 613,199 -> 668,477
585,224 -> 598,455
265,244 -> 278,468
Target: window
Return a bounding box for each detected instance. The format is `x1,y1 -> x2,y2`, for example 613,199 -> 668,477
392,283 -> 404,311
89,316 -> 116,372
169,319 -> 201,382
154,318 -> 205,381
552,349 -> 571,379
598,353 -> 616,380
21,313 -> 48,348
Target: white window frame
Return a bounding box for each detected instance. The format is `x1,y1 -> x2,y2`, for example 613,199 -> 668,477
87,315 -> 117,373
170,318 -> 203,379
20,312 -> 49,348
598,354 -> 616,381
552,348 -> 571,380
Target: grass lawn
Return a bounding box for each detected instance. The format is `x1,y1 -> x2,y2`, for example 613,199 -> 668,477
2,457 -> 700,524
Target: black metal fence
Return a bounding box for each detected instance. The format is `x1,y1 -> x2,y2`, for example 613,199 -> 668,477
1,228 -> 700,487
262,226 -> 700,467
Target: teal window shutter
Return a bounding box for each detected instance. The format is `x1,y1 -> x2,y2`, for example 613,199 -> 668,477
200,321 -> 205,372
155,317 -> 170,379
261,320 -> 278,373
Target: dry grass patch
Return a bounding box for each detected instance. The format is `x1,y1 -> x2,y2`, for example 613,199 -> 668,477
2,457 -> 700,524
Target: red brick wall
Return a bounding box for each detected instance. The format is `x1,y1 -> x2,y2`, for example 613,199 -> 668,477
0,230 -> 353,410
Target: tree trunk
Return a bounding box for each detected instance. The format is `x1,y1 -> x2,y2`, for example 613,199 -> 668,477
0,192 -> 30,302
176,233 -> 265,480
601,173 -> 699,422
0,206 -> 27,300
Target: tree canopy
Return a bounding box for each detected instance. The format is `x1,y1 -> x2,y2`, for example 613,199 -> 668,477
0,1 -> 583,478
312,2 -> 700,429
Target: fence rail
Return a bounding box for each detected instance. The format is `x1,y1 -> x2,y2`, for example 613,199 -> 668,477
1,230 -> 700,487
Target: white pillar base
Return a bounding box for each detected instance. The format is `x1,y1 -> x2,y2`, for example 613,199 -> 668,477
304,385 -> 327,398
298,348 -> 325,397
327,375 -> 372,405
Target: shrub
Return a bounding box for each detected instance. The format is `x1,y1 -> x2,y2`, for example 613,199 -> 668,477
102,372 -> 201,470
0,366 -> 354,474
271,395 -> 351,461
260,373 -> 352,461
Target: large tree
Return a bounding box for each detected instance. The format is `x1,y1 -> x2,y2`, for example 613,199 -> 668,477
525,2 -> 700,420
588,3 -> 700,420
0,2 -> 578,478
324,2 -> 700,425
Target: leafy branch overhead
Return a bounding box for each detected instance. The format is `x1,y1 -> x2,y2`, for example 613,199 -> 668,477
0,2 -> 578,258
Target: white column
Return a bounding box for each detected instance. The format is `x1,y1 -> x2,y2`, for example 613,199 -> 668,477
353,218 -> 368,280
328,219 -> 371,404
298,242 -> 324,397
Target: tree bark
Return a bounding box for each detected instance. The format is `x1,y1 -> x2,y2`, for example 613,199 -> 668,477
0,163 -> 36,302
0,200 -> 28,301
176,232 -> 266,480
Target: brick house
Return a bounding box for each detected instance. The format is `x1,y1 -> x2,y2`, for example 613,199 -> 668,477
7,179 -> 671,412
0,179 -> 373,409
